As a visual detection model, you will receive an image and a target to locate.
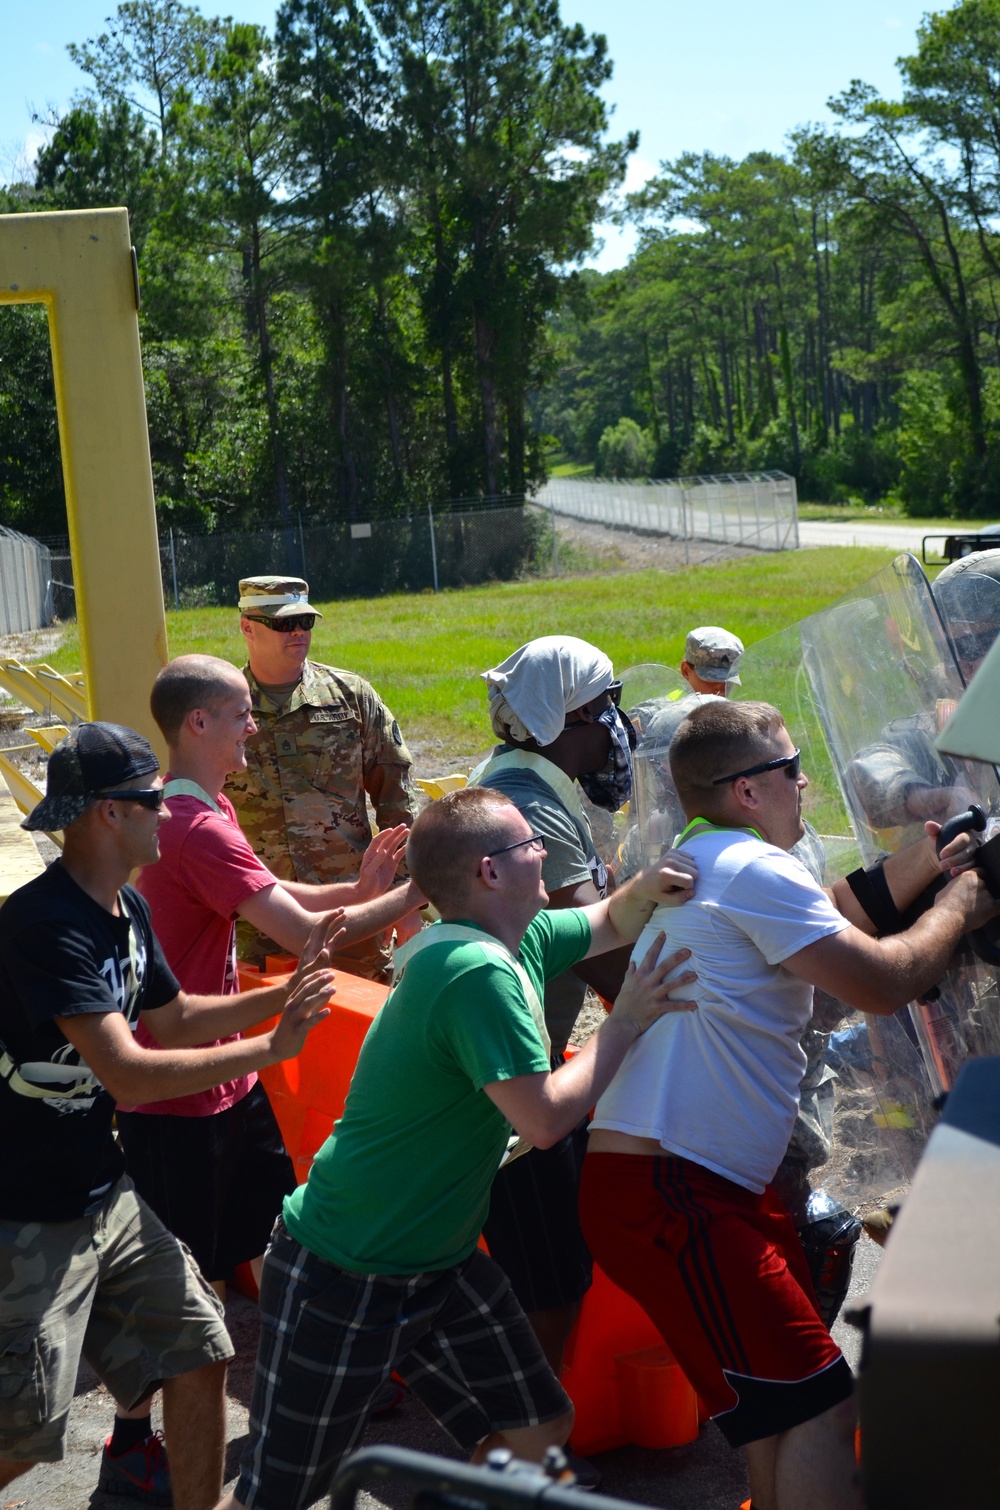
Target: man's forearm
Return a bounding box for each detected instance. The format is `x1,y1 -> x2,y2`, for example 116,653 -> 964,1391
336,883 -> 423,944
284,878 -> 363,910
115,1034 -> 286,1106
144,982 -> 294,1047
492,1014 -> 641,1148
829,838 -> 940,932
867,899 -> 977,1012
808,893 -> 982,1016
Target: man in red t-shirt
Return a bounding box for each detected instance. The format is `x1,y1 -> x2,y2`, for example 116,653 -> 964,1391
108,656 -> 422,1493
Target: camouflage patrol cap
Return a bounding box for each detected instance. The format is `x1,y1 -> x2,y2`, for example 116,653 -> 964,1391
22,721 -> 159,833
684,626 -> 744,684
238,576 -> 324,620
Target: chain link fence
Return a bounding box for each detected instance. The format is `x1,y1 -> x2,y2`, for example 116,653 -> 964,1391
40,473 -> 796,620
537,472 -> 799,552
46,501 -> 554,616
0,526 -> 53,634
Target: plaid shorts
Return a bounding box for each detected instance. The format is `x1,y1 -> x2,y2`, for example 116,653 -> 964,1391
0,1177 -> 233,1462
235,1221 -> 572,1510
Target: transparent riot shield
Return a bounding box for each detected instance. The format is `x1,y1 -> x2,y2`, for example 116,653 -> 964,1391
598,663 -> 699,878
737,553 -> 1000,1210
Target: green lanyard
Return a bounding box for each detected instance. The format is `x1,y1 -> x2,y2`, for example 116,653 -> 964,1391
674,816 -> 763,847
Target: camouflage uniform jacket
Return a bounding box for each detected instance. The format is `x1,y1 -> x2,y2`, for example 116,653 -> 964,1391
224,659 -> 417,974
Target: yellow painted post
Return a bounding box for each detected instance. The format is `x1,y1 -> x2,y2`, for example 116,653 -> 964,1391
0,208 -> 168,756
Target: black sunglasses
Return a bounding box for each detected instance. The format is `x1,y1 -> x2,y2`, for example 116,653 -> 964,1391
712,749 -> 802,786
98,788 -> 166,810
245,614 -> 317,633
486,833 -> 546,859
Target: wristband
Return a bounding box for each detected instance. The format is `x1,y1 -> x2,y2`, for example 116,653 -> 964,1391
845,860 -> 905,936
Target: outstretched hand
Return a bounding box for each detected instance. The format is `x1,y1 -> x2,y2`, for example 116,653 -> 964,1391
270,966 -> 336,1061
272,914 -> 344,1062
357,825 -> 410,899
610,933 -> 698,1039
297,909 -> 346,972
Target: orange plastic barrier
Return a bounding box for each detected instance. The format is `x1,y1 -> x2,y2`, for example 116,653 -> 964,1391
238,962 -> 389,1186
616,1345 -> 698,1449
561,1261 -> 701,1454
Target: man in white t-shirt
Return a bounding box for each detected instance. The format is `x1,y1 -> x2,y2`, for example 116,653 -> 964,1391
580,698 -> 995,1510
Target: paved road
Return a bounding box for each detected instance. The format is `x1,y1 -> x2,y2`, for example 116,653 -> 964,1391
796,521 -> 932,552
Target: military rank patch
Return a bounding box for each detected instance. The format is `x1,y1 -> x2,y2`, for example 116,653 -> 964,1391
277,734 -> 298,755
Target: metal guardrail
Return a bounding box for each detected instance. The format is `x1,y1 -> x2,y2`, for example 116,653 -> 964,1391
0,526 -> 53,634
536,472 -> 799,554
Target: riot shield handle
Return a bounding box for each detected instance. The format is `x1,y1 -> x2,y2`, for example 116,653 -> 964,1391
935,803 -> 987,854
935,803 -> 1000,964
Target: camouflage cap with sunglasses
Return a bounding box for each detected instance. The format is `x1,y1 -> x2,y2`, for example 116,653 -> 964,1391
22,722 -> 160,833
237,576 -> 324,620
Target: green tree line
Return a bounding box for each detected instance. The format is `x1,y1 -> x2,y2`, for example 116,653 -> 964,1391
534,0 -> 1000,517
0,0 -> 631,535
7,0 -> 1000,535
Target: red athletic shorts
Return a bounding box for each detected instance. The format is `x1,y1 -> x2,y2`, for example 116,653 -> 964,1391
579,1152 -> 854,1446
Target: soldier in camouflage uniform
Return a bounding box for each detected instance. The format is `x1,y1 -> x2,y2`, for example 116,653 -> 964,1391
225,576 -> 418,980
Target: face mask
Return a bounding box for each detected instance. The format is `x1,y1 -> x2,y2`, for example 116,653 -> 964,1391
578,705 -> 636,811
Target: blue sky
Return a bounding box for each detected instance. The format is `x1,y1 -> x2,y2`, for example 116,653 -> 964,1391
1,0 -> 936,269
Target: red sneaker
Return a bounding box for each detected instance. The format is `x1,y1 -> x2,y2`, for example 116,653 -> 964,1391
98,1429 -> 172,1506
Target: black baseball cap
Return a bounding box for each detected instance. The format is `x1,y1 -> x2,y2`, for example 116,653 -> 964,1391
23,722 -> 160,833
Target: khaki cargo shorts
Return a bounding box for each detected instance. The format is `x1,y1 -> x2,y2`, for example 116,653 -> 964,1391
0,1176 -> 234,1462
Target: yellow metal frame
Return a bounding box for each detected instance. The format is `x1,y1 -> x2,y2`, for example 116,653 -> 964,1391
0,208 -> 167,753
0,660 -> 84,724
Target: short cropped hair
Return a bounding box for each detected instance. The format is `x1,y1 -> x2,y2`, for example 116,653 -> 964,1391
407,787 -> 517,913
150,654 -> 245,743
669,700 -> 786,822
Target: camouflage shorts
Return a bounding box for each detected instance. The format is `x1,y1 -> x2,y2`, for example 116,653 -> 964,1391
0,1176 -> 233,1462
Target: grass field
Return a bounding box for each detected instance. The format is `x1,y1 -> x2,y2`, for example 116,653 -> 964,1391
42,545 -> 900,761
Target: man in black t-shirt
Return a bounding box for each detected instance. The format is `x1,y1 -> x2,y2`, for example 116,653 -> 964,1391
0,723 -> 337,1510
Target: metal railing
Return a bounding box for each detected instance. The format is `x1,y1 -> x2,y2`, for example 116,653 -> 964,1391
536,472 -> 799,553
0,526 -> 53,634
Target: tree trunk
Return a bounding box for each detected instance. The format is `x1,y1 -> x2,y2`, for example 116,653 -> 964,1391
475,307 -> 502,496
248,228 -> 291,530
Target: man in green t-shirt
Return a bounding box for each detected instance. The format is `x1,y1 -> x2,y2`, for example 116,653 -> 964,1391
216,787 -> 698,1510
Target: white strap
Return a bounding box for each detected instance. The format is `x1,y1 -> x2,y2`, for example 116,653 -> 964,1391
394,922 -> 551,1060
470,749 -> 589,832
163,778 -> 222,814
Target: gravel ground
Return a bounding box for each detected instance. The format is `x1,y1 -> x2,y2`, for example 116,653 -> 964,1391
550,517 -> 761,575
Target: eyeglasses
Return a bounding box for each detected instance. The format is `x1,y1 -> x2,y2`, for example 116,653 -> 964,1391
564,681 -> 623,729
98,788 -> 166,810
486,833 -> 546,859
712,749 -> 802,786
245,614 -> 317,633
